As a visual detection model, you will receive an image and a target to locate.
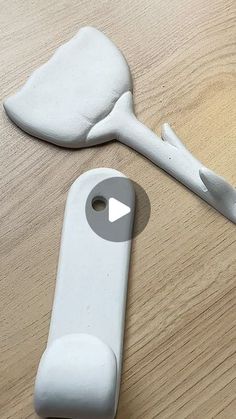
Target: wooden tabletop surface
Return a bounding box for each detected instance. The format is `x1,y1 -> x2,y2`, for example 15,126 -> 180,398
1,1 -> 236,418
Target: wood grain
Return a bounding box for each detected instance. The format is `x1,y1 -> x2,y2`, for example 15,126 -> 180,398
0,1 -> 236,418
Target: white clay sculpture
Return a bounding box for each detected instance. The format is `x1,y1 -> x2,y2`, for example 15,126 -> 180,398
4,27 -> 236,223
34,168 -> 135,418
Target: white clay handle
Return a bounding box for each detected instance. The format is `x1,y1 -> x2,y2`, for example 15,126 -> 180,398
34,168 -> 135,419
88,92 -> 236,224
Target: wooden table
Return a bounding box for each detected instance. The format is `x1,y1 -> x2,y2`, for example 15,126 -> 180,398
1,1 -> 236,418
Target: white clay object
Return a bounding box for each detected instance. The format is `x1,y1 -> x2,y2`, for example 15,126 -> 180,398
34,168 -> 135,418
4,27 -> 236,223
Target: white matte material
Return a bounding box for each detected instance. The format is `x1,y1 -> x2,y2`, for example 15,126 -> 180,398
34,168 -> 135,419
89,92 -> 236,223
4,27 -> 132,147
4,27 -> 236,223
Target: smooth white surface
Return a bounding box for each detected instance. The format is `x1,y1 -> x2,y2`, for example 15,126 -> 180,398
34,168 -> 135,419
108,197 -> 131,223
89,92 -> 236,223
4,26 -> 132,147
4,27 -> 236,223
35,334 -> 117,419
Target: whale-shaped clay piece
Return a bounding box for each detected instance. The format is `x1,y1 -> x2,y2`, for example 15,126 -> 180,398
4,26 -> 236,223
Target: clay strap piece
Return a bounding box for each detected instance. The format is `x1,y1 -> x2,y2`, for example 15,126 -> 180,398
34,168 -> 134,419
4,26 -> 236,223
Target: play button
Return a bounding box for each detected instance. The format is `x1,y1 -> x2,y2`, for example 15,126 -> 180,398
108,198 -> 131,223
85,176 -> 150,242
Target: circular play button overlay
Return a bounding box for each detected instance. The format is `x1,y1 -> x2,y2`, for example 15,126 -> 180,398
85,177 -> 150,242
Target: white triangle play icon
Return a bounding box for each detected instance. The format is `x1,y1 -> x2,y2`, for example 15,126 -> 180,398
108,197 -> 131,223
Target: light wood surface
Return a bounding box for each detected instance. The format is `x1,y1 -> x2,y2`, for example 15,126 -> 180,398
1,1 -> 236,418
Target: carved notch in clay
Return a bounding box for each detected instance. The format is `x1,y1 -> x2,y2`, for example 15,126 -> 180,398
4,27 -> 236,224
